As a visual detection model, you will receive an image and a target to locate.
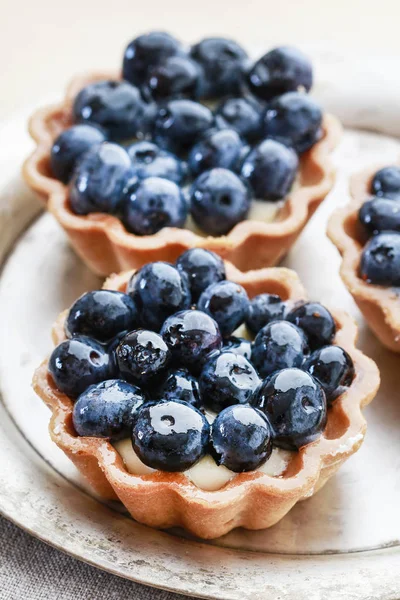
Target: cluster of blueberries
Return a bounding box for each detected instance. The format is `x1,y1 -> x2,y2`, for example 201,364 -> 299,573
359,166 -> 400,286
50,32 -> 323,237
48,249 -> 354,474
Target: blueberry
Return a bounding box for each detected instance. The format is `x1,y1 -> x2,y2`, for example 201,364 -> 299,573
198,280 -> 250,337
304,345 -> 355,404
127,141 -> 187,184
371,166 -> 400,200
190,37 -> 248,98
69,143 -> 133,215
132,399 -> 210,471
50,125 -> 107,184
215,96 -> 263,142
240,139 -> 298,201
190,168 -> 252,235
245,293 -> 286,335
143,55 -> 201,101
360,232 -> 400,286
254,368 -> 327,450
251,320 -> 308,378
223,336 -> 251,360
359,197 -> 400,236
73,80 -> 145,141
128,262 -> 191,331
176,248 -> 226,302
48,336 -> 113,398
160,309 -> 222,374
120,176 -> 188,235
122,31 -> 182,87
246,46 -> 313,101
188,128 -> 247,177
65,290 -> 138,343
155,368 -> 202,408
72,379 -> 145,439
116,330 -> 171,385
210,404 -> 272,472
199,351 -> 260,412
154,99 -> 214,154
286,302 -> 336,350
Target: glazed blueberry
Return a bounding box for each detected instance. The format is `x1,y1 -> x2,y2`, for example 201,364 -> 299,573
144,55 -> 201,101
190,37 -> 248,98
360,232 -> 400,286
160,310 -> 222,374
263,92 -> 323,154
120,176 -> 188,235
50,125 -> 107,184
73,80 -> 145,141
188,128 -> 247,177
65,290 -> 138,343
127,141 -> 187,184
72,379 -> 145,439
153,99 -> 214,154
240,139 -> 298,201
116,330 -> 171,385
48,336 -> 112,398
215,96 -> 263,142
371,166 -> 400,200
190,168 -> 252,235
304,345 -> 355,403
155,368 -> 202,408
199,351 -> 260,413
128,262 -> 191,331
246,46 -> 313,101
245,293 -> 286,335
287,302 -> 336,350
123,31 -> 182,87
254,368 -> 327,450
132,399 -> 210,471
359,197 -> 400,236
210,404 -> 272,472
223,336 -> 251,360
69,143 -> 133,215
176,248 -> 226,302
198,280 -> 250,337
251,320 -> 308,378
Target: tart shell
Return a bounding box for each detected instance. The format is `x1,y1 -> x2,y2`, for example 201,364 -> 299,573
23,71 -> 342,276
33,263 -> 379,539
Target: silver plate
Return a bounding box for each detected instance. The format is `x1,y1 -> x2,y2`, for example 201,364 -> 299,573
0,110 -> 400,599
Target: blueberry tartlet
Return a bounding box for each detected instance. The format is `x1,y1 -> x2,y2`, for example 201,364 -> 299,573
34,251 -> 379,538
24,32 -> 340,276
328,162 -> 400,352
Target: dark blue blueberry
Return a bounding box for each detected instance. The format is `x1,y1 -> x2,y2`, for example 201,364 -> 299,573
371,166 -> 400,200
215,96 -> 263,142
73,80 -> 145,141
253,368 -> 327,450
50,125 -> 107,184
240,138 -> 298,201
188,128 -> 247,177
190,37 -> 248,98
359,197 -> 400,236
127,141 -> 187,184
132,399 -> 210,471
190,168 -> 252,235
155,368 -> 202,408
122,31 -> 182,87
199,351 -> 260,413
116,330 -> 171,385
197,280 -> 250,337
153,99 -> 214,154
263,92 -> 323,154
210,404 -> 272,472
176,248 -> 226,302
304,345 -> 355,404
72,379 -> 146,439
127,262 -> 191,330
160,309 -> 222,374
251,320 -> 308,378
223,336 -> 251,360
120,176 -> 188,235
69,143 -> 133,215
143,55 -> 201,101
245,293 -> 286,335
359,232 -> 400,286
287,302 -> 336,350
48,336 -> 112,398
246,46 -> 313,101
65,290 -> 138,343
